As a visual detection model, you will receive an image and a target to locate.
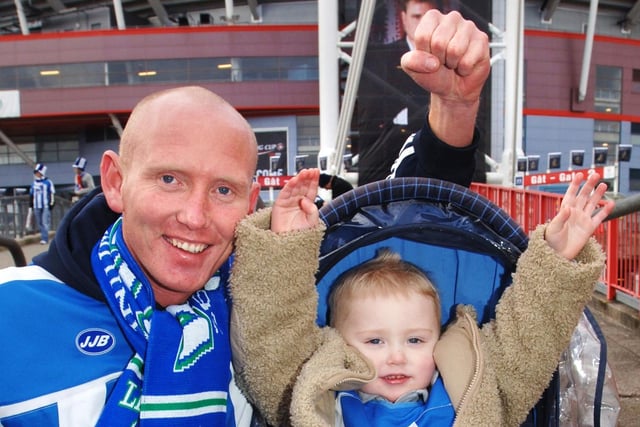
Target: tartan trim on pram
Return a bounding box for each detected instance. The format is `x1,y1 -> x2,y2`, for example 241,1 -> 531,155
316,178 -> 526,328
319,177 -> 528,251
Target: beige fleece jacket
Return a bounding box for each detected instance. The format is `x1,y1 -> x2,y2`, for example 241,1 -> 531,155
230,208 -> 605,427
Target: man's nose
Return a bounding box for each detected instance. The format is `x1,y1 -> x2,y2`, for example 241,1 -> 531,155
177,190 -> 210,229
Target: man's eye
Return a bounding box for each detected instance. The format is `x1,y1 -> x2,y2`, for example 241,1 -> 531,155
161,175 -> 176,184
217,186 -> 231,196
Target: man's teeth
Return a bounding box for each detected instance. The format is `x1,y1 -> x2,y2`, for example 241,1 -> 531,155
170,239 -> 207,253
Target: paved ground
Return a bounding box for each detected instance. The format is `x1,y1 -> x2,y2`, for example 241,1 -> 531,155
1,235 -> 639,426
0,235 -> 50,267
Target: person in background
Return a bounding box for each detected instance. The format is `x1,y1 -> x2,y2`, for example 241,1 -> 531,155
29,162 -> 55,245
71,156 -> 96,203
319,173 -> 354,199
356,0 -> 437,185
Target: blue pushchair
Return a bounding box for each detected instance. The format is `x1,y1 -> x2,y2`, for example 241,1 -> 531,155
316,177 -> 620,427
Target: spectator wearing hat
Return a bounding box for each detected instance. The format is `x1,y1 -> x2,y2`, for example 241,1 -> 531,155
29,163 -> 56,244
72,156 -> 95,203
318,173 -> 354,199
315,173 -> 355,208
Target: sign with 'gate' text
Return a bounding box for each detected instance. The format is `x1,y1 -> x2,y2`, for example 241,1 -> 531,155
522,167 -> 605,187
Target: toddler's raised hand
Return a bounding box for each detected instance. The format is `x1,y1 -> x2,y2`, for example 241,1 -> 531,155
545,172 -> 614,260
271,168 -> 320,234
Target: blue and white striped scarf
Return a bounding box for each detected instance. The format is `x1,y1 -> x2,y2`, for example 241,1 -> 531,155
92,217 -> 234,426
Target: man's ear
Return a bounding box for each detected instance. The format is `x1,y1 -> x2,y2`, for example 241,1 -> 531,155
248,182 -> 261,213
100,150 -> 124,213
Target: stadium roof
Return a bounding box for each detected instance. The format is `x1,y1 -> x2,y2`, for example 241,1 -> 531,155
0,0 -> 299,34
1,1 -> 639,35
540,0 -> 640,32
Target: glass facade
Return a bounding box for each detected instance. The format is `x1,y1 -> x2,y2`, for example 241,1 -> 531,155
595,65 -> 622,114
0,135 -> 79,166
594,66 -> 623,166
295,115 -> 320,169
0,56 -> 318,90
0,55 -> 318,168
630,168 -> 640,191
594,120 -> 621,164
632,122 -> 640,146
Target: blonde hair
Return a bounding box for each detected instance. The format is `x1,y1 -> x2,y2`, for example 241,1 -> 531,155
328,249 -> 441,327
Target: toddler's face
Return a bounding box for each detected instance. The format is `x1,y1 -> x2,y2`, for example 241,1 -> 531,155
336,291 -> 439,402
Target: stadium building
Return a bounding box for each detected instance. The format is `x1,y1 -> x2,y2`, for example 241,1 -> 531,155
0,0 -> 638,196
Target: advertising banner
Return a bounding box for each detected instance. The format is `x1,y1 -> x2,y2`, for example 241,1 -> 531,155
255,128 -> 288,178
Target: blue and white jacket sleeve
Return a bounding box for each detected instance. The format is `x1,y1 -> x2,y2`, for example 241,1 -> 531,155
387,121 -> 479,187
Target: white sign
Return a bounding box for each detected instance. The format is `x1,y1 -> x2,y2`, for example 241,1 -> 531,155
0,90 -> 20,118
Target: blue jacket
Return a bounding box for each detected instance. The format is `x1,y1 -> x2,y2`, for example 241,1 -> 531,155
0,191 -> 126,425
0,191 -> 249,426
338,376 -> 454,427
30,177 -> 55,209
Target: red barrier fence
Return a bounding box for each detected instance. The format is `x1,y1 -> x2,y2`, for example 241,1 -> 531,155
471,183 -> 640,312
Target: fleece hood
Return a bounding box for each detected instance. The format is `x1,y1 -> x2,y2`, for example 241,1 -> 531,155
32,187 -> 120,302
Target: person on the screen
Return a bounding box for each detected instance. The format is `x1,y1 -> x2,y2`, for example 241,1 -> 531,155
356,0 -> 437,185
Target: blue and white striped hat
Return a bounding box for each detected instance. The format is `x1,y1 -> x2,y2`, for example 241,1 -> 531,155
72,156 -> 87,171
34,163 -> 47,176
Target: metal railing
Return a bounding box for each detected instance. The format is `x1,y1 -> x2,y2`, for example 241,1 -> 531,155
3,183 -> 639,313
471,183 -> 640,312
0,195 -> 72,240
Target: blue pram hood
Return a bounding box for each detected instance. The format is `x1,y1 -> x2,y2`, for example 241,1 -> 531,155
316,177 -> 527,328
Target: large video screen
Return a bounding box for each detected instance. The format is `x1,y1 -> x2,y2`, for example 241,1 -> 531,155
344,0 -> 492,185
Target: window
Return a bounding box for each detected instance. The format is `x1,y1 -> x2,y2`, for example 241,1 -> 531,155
0,56 -> 319,91
0,131 -> 96,166
593,120 -> 620,164
594,120 -> 620,142
0,135 -> 36,165
86,126 -> 120,143
630,168 -> 640,192
238,58 -> 281,81
0,67 -> 18,90
0,141 -> 35,165
188,58 -> 232,82
282,57 -> 319,81
633,69 -> 640,94
595,66 -> 622,113
632,122 -> 640,146
296,115 -> 320,169
36,135 -> 79,163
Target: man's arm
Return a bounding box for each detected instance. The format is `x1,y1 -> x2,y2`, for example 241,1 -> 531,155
388,10 -> 490,185
388,121 -> 478,186
402,10 -> 490,147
